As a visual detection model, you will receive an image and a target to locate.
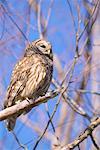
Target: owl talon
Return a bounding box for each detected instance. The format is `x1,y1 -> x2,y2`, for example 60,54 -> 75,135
26,98 -> 30,103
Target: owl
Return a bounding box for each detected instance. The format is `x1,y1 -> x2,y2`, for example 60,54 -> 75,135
4,39 -> 53,131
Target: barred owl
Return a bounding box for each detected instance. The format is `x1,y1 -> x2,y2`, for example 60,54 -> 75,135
4,39 -> 53,131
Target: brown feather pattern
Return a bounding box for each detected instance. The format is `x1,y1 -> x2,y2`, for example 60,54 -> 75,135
4,39 -> 53,131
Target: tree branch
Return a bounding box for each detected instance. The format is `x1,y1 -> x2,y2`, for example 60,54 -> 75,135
61,117 -> 100,150
0,89 -> 60,121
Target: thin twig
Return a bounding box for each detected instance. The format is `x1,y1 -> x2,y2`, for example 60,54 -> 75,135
37,0 -> 43,38
33,86 -> 71,149
33,92 -> 62,150
78,144 -> 81,150
45,103 -> 55,132
0,9 -> 5,40
76,89 -> 100,95
1,3 -> 29,42
78,0 -> 100,41
66,0 -> 77,33
90,133 -> 99,150
53,79 -> 91,121
43,0 -> 54,34
12,131 -> 28,150
61,117 -> 100,150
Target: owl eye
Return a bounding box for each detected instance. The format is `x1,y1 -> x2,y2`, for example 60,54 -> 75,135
40,45 -> 46,48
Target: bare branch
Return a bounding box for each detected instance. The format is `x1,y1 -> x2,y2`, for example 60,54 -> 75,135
37,0 -> 43,38
0,89 -> 60,121
61,117 -> 100,150
90,133 -> 99,150
78,0 -> 100,41
1,3 -> 29,43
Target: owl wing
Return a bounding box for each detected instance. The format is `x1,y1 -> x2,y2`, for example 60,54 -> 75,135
4,55 -> 47,108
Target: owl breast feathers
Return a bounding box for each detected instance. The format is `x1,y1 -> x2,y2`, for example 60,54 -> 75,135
4,39 -> 53,131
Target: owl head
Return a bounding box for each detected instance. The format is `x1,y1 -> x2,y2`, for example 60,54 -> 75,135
25,39 -> 53,60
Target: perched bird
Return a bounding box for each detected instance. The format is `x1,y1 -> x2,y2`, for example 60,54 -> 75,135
4,39 -> 53,131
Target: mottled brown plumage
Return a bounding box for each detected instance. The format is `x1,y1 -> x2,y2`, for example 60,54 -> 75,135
4,39 -> 53,131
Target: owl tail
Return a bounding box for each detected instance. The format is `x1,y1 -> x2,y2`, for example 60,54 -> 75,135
5,116 -> 17,131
